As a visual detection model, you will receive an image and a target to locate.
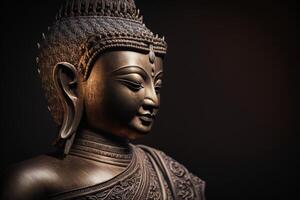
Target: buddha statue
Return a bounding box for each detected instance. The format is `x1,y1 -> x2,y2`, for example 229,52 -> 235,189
0,0 -> 205,199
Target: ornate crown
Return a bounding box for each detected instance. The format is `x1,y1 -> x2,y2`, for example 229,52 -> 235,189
37,0 -> 167,125
56,0 -> 139,21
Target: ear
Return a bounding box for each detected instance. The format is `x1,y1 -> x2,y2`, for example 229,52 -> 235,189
53,62 -> 83,155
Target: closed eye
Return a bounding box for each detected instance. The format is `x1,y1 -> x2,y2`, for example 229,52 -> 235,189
115,78 -> 144,91
154,79 -> 162,93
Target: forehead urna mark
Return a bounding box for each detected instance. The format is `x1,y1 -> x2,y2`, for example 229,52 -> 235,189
149,45 -> 156,77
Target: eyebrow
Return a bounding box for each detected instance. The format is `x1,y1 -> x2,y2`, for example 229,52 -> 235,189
154,71 -> 163,81
110,65 -> 148,79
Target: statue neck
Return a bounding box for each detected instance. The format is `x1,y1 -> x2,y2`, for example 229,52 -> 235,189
69,129 -> 132,167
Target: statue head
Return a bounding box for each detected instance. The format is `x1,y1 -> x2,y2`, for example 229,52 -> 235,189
36,0 -> 167,153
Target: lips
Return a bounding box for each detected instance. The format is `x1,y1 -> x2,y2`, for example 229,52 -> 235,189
138,113 -> 155,125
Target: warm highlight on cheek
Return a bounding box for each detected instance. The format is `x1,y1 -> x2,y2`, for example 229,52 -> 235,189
84,65 -> 106,105
85,80 -> 103,106
83,72 -> 107,125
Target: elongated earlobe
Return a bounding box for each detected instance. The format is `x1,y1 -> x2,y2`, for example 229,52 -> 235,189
53,62 -> 83,155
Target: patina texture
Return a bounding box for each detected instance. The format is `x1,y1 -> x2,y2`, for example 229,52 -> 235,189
0,0 -> 205,199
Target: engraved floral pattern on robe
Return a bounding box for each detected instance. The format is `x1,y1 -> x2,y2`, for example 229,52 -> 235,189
156,151 -> 205,200
77,170 -> 141,200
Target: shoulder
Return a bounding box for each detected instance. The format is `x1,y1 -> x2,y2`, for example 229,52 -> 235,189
136,145 -> 206,200
0,154 -> 61,200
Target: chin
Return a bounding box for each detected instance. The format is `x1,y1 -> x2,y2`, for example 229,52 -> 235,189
126,119 -> 154,139
127,129 -> 151,140
104,124 -> 151,140
125,124 -> 153,140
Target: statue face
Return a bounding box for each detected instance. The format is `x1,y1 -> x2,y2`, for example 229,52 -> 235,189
83,51 -> 163,139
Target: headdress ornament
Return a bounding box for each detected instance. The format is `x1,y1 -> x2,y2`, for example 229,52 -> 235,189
37,0 -> 167,126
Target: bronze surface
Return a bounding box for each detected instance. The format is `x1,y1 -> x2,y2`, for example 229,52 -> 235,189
0,0 -> 205,199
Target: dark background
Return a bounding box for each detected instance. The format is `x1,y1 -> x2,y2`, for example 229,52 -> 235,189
0,0 -> 296,200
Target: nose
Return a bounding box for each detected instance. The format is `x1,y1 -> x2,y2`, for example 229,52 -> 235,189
143,85 -> 159,110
